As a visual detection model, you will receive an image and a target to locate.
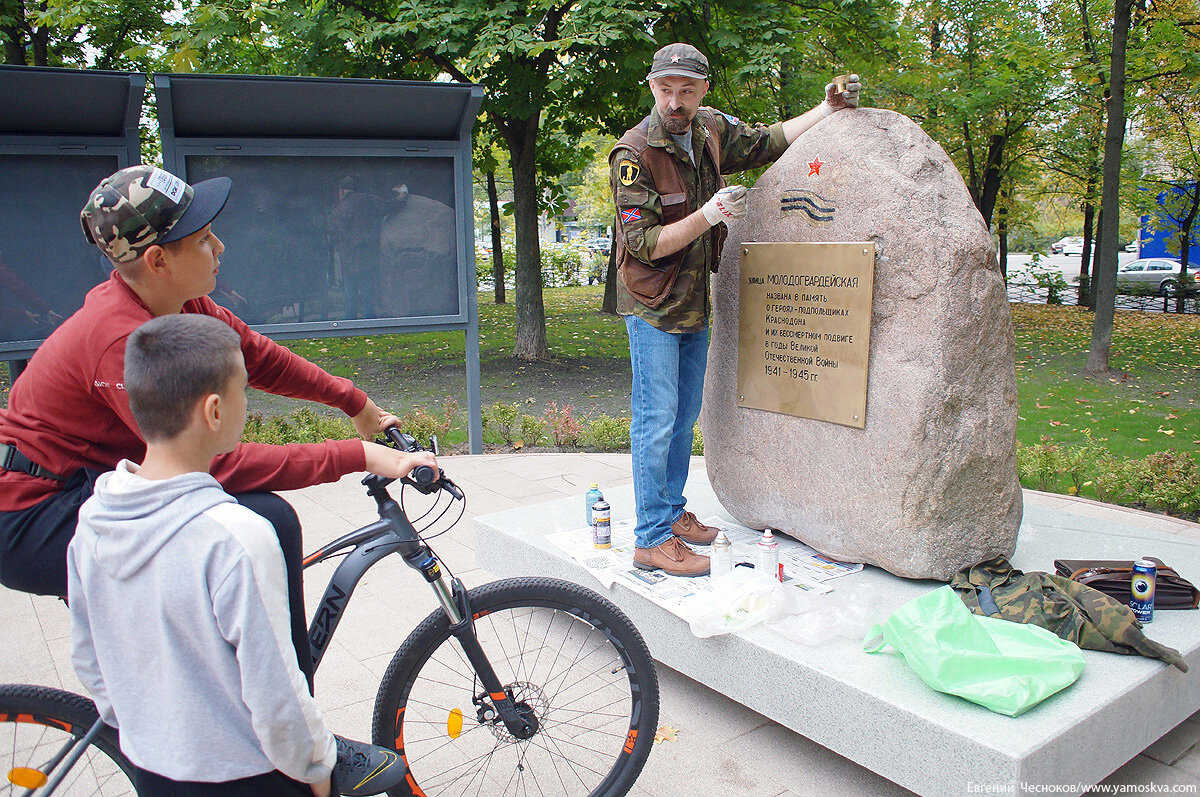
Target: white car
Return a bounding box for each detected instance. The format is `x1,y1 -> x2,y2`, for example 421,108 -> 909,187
1051,236 -> 1084,255
1116,258 -> 1198,295
1061,237 -> 1085,256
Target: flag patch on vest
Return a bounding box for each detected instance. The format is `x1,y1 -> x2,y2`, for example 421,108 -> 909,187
621,207 -> 642,224
618,159 -> 641,186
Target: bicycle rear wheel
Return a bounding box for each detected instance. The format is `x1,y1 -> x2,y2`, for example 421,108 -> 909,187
372,577 -> 659,797
0,683 -> 134,795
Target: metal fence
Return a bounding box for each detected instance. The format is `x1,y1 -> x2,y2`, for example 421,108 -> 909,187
1006,278 -> 1200,314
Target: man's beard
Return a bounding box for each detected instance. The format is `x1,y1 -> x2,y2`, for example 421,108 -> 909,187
662,110 -> 691,134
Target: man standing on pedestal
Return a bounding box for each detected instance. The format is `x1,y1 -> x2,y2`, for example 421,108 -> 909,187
611,43 -> 860,576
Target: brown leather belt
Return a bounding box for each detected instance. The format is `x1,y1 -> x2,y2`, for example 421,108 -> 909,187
0,443 -> 69,482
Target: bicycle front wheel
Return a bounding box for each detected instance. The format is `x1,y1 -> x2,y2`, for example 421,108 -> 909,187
372,577 -> 659,797
0,683 -> 135,795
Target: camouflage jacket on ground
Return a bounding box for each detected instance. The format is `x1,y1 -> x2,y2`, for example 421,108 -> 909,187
950,555 -> 1187,672
610,106 -> 786,333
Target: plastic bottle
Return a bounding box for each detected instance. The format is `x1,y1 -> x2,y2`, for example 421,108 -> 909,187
710,531 -> 733,578
585,483 -> 604,527
756,528 -> 779,580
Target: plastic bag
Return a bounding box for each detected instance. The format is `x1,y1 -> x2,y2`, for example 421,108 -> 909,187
765,583 -> 883,645
679,569 -> 785,638
863,586 -> 1085,716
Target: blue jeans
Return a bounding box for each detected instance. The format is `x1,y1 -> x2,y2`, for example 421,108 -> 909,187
625,315 -> 708,549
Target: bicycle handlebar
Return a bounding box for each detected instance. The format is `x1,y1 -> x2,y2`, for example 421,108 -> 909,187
381,427 -> 464,500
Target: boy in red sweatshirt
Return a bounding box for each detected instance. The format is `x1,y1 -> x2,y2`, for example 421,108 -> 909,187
0,165 -> 435,684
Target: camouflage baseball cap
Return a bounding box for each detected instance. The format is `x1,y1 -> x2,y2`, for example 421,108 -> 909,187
646,43 -> 709,81
80,165 -> 231,265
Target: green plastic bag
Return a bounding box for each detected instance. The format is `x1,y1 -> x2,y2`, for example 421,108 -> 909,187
863,586 -> 1085,716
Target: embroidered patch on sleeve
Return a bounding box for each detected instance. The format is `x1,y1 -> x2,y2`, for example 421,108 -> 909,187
618,160 -> 641,186
621,207 -> 642,224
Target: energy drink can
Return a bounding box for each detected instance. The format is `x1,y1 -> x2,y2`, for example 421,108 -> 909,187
592,500 -> 611,549
1130,558 -> 1156,623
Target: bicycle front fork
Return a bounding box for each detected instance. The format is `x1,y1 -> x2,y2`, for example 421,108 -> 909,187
423,565 -> 539,741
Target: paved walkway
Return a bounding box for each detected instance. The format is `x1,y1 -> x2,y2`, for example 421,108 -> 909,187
3,452 -> 1199,795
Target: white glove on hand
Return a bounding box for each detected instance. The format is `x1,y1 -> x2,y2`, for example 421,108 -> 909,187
822,74 -> 862,113
701,185 -> 748,226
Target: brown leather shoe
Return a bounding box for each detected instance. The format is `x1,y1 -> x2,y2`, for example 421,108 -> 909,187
671,510 -> 719,545
633,537 -> 710,577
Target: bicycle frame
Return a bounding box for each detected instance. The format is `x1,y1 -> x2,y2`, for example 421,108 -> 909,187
15,715 -> 107,796
301,475 -> 539,740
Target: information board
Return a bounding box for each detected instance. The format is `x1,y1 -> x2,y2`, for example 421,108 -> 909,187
736,242 -> 875,428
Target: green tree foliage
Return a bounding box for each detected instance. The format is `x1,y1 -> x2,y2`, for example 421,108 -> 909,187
893,0 -> 1065,229
2,0 -> 172,68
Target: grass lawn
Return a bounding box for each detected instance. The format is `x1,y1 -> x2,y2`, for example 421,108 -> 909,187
1011,303 -> 1199,460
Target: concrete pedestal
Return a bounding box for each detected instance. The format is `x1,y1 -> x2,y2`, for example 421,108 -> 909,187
474,475 -> 1200,796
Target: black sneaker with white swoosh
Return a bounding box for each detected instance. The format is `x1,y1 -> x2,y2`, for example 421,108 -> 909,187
332,735 -> 406,796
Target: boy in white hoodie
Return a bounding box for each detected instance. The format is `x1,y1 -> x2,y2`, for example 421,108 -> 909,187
68,314 -> 416,797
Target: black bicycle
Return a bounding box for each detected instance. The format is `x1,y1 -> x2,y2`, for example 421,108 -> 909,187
0,429 -> 660,796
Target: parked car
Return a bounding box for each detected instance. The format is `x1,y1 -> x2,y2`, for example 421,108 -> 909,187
579,236 -> 611,256
1115,257 -> 1198,296
1125,240 -> 1140,253
1051,236 -> 1084,255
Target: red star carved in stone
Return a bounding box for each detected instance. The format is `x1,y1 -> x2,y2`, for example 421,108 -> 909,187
808,156 -> 824,176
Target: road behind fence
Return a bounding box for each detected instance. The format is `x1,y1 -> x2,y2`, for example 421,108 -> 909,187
1006,277 -> 1200,314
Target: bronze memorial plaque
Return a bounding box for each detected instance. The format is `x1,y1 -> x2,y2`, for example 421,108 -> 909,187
737,242 -> 875,428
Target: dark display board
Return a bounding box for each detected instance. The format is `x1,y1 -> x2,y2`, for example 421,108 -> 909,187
0,154 -> 122,351
185,153 -> 460,325
156,73 -> 485,451
0,65 -> 143,360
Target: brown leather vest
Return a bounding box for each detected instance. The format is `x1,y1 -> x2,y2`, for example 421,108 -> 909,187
614,110 -> 727,309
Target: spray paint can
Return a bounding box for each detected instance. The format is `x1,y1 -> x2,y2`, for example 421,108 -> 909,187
710,532 -> 733,578
1130,558 -> 1157,623
591,500 -> 611,549
756,529 -> 779,580
585,483 -> 604,526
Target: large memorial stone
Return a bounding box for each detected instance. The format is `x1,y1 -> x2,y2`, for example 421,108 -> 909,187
703,108 -> 1021,580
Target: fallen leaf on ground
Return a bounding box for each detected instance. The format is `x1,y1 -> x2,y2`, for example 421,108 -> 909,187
654,726 -> 679,744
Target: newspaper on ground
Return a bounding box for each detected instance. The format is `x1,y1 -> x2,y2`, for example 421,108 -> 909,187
545,516 -> 864,620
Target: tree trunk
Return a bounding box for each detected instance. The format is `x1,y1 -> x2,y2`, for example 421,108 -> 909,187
501,113 -> 548,360
997,199 -> 1009,279
601,215 -> 618,314
30,0 -> 45,66
486,170 -> 505,304
3,26 -> 23,64
1080,198 -> 1096,307
1084,0 -> 1133,377
1174,188 -> 1198,314
978,134 -> 1005,229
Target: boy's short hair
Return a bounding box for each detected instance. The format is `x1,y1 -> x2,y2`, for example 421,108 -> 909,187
125,315 -> 242,441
